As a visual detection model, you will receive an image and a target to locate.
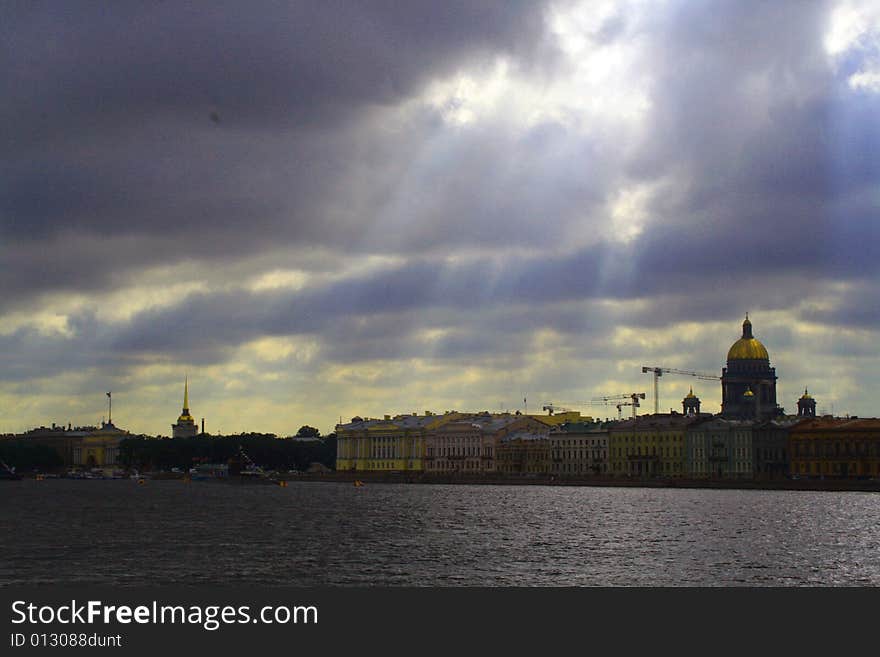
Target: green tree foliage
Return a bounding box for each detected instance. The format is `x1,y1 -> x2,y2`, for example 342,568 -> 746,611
295,425 -> 321,438
119,433 -> 337,473
0,441 -> 64,471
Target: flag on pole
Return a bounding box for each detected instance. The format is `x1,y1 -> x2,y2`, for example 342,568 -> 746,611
107,392 -> 111,398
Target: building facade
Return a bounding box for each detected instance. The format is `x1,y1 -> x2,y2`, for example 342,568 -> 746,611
752,418 -> 796,479
495,432 -> 552,475
609,414 -> 698,478
71,421 -> 128,470
789,418 -> 880,479
425,414 -> 550,474
686,417 -> 754,479
550,421 -> 609,476
335,412 -> 461,472
18,421 -> 130,474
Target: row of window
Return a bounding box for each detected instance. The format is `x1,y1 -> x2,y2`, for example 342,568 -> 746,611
552,439 -> 606,446
552,463 -> 608,473
612,447 -> 682,457
795,461 -> 880,475
611,462 -> 683,474
426,460 -> 487,471
793,442 -> 880,457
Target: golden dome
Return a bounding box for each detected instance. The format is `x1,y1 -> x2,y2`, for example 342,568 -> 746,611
743,387 -> 755,398
685,387 -> 697,399
800,388 -> 812,400
727,315 -> 769,361
727,338 -> 769,360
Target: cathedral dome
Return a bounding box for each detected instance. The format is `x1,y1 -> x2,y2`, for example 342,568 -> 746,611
727,316 -> 769,361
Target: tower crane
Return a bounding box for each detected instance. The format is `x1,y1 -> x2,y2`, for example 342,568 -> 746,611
641,366 -> 720,414
614,402 -> 634,420
541,402 -> 571,416
590,393 -> 646,419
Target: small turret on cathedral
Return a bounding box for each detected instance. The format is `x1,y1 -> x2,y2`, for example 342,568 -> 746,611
172,377 -> 198,438
797,388 -> 817,417
682,387 -> 701,416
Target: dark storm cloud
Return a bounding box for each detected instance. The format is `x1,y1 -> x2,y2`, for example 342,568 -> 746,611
3,1 -> 549,133
5,0 -> 874,310
1,0 -> 555,306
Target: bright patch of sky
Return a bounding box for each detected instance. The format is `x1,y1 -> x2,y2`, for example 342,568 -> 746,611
825,0 -> 880,91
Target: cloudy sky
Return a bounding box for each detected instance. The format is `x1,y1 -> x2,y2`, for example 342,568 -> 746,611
2,0 -> 879,435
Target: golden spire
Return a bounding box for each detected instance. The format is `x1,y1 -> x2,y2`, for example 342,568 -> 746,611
177,375 -> 194,424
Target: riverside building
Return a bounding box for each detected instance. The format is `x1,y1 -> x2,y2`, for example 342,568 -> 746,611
686,417 -> 754,479
425,413 -> 550,474
336,411 -> 555,474
16,420 -> 130,474
335,411 -> 460,472
789,417 -> 880,479
495,431 -> 552,475
550,421 -> 610,476
752,417 -> 798,479
609,413 -> 699,478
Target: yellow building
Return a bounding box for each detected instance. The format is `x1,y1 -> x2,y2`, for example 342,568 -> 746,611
790,418 -> 880,478
71,421 -> 129,471
335,412 -> 461,472
609,414 -> 699,478
528,411 -> 591,426
336,411 -> 558,473
19,420 -> 130,474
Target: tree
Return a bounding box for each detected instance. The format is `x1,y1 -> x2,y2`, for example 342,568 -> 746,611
295,425 -> 321,438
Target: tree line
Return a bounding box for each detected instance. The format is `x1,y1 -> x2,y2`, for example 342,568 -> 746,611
119,432 -> 337,473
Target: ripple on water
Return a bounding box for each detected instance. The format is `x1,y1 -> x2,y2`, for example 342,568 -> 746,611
2,480 -> 879,586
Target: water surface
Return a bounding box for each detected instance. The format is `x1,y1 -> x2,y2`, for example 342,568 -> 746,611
2,480 -> 878,586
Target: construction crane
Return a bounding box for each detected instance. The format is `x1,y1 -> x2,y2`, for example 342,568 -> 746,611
641,366 -> 720,414
590,393 -> 646,419
614,402 -> 634,420
541,402 -> 571,416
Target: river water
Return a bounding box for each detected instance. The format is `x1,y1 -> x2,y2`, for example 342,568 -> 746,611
2,479 -> 878,586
